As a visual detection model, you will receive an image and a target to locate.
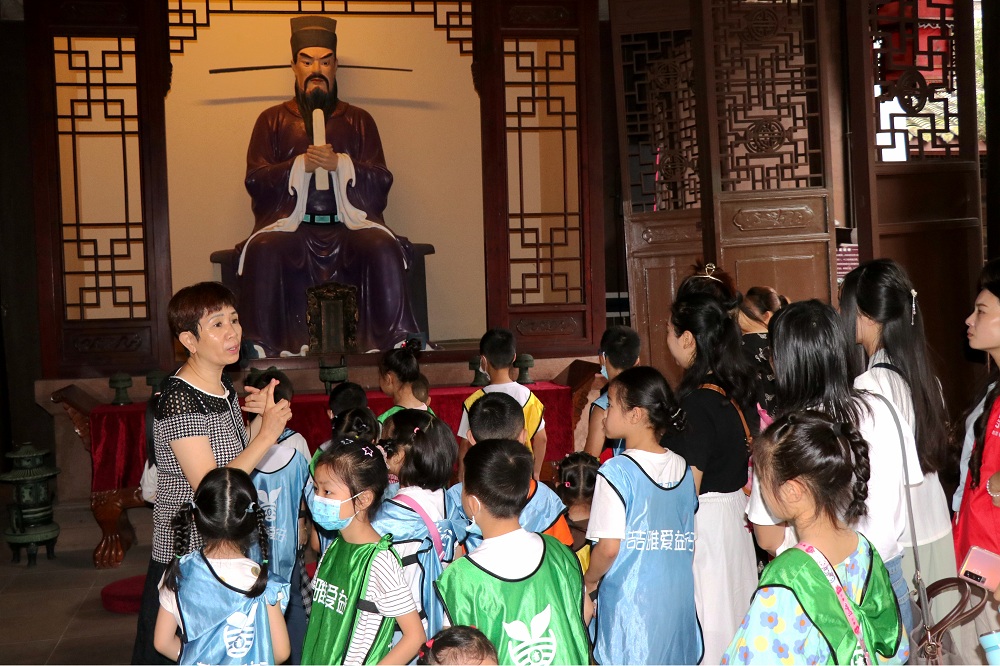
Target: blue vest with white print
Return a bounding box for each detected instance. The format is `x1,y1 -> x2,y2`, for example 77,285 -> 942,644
371,490 -> 465,639
249,443 -> 310,584
174,552 -> 289,666
446,481 -> 566,551
593,455 -> 702,665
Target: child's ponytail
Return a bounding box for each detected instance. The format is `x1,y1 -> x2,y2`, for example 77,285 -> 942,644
556,452 -> 599,506
247,502 -> 270,598
839,423 -> 871,523
610,366 -> 686,439
163,503 -> 196,592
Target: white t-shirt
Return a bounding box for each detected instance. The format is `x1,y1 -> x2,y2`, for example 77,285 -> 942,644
158,556 -> 263,627
457,382 -> 546,439
746,393 -> 921,562
855,351 -> 951,546
587,449 -> 688,541
954,386 -> 994,511
388,486 -> 447,626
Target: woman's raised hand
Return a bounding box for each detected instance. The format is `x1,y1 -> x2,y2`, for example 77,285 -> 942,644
242,381 -> 267,415
258,380 -> 293,441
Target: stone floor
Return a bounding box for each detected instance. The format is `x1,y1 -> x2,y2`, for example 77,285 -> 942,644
0,501 -> 154,664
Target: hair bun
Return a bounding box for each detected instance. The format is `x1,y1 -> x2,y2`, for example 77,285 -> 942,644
404,338 -> 422,353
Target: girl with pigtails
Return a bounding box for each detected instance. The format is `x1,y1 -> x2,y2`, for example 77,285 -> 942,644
724,412 -> 908,665
584,366 -> 702,665
154,468 -> 291,665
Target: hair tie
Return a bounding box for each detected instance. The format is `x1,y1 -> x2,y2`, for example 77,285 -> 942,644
262,558 -> 269,564
361,446 -> 374,458
413,427 -> 421,434
670,407 -> 683,420
246,501 -> 257,514
564,481 -> 571,487
692,263 -> 723,283
910,288 -> 918,325
174,553 -> 183,560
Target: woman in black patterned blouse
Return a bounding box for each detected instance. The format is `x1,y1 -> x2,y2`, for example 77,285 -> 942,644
132,282 -> 292,664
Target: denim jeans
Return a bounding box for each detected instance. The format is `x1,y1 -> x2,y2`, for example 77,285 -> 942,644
884,553 -> 914,637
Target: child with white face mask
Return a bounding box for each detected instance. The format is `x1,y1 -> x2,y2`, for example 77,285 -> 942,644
303,438 -> 425,665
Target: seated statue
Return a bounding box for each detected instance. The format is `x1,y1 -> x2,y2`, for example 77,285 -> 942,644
236,16 -> 420,356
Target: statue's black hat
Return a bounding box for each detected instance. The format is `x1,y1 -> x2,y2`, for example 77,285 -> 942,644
290,16 -> 338,58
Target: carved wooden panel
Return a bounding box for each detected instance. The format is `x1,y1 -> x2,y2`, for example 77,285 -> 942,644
722,241 -> 834,303
720,195 -> 829,240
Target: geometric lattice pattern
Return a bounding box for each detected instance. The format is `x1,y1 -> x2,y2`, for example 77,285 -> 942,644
711,0 -> 825,191
54,37 -> 147,320
504,39 -> 583,306
168,1 -> 473,55
870,0 -> 960,161
620,31 -> 700,212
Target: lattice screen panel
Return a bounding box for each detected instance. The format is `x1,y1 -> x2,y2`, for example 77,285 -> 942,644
504,38 -> 584,306
711,0 -> 825,191
870,0 -> 960,161
54,37 -> 147,321
620,30 -> 699,213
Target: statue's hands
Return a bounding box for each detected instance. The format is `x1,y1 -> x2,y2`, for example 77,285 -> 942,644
304,145 -> 339,173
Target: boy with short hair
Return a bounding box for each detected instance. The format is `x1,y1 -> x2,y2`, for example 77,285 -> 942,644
583,326 -> 641,460
435,440 -> 592,665
458,328 -> 547,479
450,393 -> 574,550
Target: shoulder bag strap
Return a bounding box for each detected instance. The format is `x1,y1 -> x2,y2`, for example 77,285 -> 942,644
795,542 -> 874,665
699,383 -> 752,447
868,393 -> 934,641
393,494 -> 445,560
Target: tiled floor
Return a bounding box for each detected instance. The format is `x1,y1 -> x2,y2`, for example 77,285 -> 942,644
0,501 -> 154,664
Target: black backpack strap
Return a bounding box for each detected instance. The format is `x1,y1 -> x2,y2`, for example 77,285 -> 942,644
872,361 -> 904,377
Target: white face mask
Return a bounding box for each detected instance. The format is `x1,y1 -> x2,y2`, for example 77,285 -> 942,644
479,358 -> 491,381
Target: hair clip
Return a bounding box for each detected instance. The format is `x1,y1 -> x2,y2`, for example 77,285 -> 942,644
174,553 -> 183,560
362,446 -> 374,457
246,502 -> 258,514
564,481 -> 571,487
670,407 -> 683,420
262,558 -> 269,564
692,263 -> 723,283
910,289 -> 918,325
413,427 -> 421,434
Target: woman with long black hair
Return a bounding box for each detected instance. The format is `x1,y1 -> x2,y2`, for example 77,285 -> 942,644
747,300 -> 922,637
664,291 -> 759,664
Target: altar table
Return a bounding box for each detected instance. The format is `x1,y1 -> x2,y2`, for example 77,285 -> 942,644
86,382 -> 573,567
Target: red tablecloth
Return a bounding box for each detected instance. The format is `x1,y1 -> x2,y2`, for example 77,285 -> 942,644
88,382 -> 573,493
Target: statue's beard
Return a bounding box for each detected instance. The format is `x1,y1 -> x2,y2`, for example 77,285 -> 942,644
296,78 -> 339,138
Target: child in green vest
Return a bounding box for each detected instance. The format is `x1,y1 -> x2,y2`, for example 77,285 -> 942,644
302,438 -> 426,665
722,411 -> 909,665
377,341 -> 435,424
435,439 -> 592,665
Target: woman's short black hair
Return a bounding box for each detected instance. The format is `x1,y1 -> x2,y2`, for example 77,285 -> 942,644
464,439 -> 532,519
468,392 -> 524,441
167,281 -> 236,340
383,410 -> 457,491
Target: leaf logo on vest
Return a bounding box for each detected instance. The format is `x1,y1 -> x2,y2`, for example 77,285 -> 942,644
222,605 -> 257,659
258,488 -> 281,523
502,605 -> 557,666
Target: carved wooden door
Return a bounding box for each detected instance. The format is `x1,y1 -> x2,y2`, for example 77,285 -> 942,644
845,0 -> 983,413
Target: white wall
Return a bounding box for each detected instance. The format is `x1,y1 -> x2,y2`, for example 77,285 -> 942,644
164,13 -> 486,341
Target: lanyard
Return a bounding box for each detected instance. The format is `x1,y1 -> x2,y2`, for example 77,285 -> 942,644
796,542 -> 873,665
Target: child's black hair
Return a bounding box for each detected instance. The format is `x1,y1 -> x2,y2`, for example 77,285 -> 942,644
412,374 -> 431,404
609,366 -> 686,439
332,406 -> 379,444
379,339 -> 422,384
556,452 -> 599,507
246,368 -> 294,422
756,410 -> 870,525
328,381 -> 368,416
417,626 -> 498,665
599,326 -> 641,371
313,437 -> 390,521
380,410 -> 457,491
739,286 -> 782,327
468,392 -> 524,441
480,328 -> 517,369
464,438 -> 532,519
163,468 -> 269,597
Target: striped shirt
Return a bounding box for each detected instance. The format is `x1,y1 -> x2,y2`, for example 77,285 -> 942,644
344,549 -> 416,664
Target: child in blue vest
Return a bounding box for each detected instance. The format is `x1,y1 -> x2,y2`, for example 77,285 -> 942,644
371,411 -> 462,642
302,438 -> 426,665
245,369 -> 312,664
154,468 -> 290,665
584,366 -> 702,665
723,411 -> 908,664
449,392 -> 574,551
583,326 -> 641,461
434,440 -> 592,665
377,341 -> 435,423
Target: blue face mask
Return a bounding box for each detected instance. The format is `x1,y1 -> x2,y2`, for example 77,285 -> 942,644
308,491 -> 360,532
600,363 -> 609,380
